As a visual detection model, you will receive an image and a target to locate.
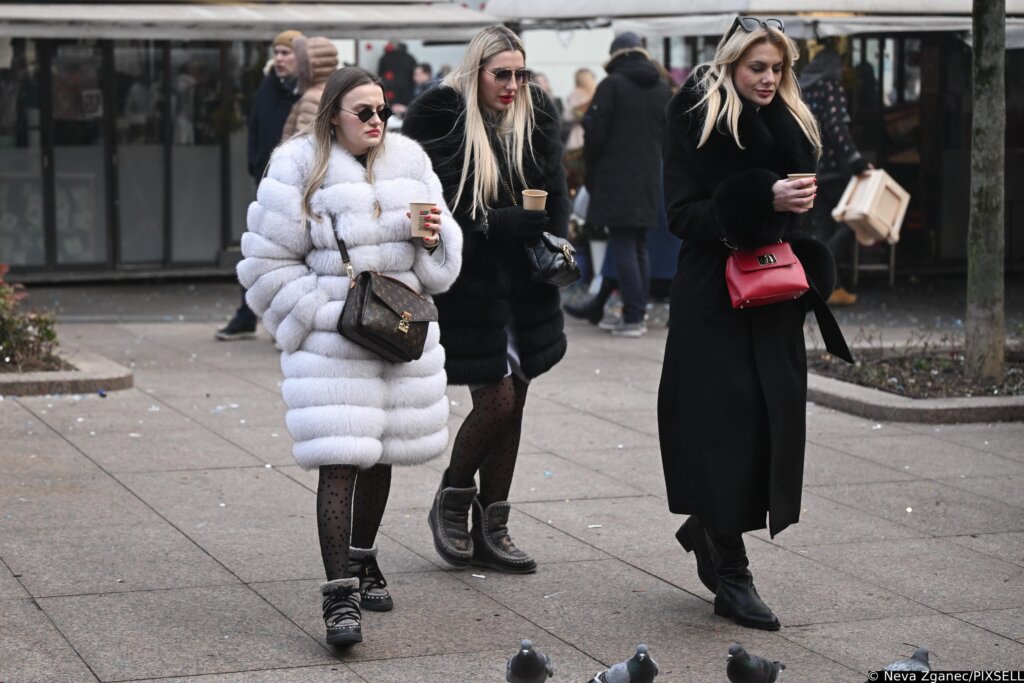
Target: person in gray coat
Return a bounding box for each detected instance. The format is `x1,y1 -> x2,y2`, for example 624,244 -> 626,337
577,32 -> 670,337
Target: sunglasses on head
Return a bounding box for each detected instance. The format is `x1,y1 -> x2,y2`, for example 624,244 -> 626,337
728,16 -> 786,38
339,106 -> 392,123
483,68 -> 533,85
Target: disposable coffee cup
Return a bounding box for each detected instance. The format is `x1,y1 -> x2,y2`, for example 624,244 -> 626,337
522,189 -> 548,211
787,173 -> 817,208
409,202 -> 436,238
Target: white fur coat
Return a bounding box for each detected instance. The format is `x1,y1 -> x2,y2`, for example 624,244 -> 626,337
238,133 -> 463,469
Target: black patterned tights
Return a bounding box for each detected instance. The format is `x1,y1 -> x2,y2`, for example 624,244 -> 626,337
447,375 -> 529,506
316,463 -> 392,581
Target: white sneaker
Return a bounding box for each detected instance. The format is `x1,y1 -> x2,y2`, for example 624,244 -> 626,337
597,312 -> 622,330
608,321 -> 647,338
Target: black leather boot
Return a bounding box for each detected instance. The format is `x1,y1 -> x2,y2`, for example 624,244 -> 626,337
706,531 -> 780,631
563,297 -> 605,325
674,516 -> 718,594
320,577 -> 362,645
427,469 -> 477,567
348,546 -> 393,612
470,499 -> 537,574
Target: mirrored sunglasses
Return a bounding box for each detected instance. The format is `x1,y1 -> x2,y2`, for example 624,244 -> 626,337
484,68 -> 533,85
730,16 -> 786,37
340,106 -> 393,123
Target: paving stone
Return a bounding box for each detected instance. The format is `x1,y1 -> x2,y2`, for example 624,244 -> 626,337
785,613 -> 1024,674
952,608 -> 1024,644
825,433 -> 1024,478
158,392 -> 288,431
216,425 -> 296,466
805,407 -> 914,439
800,537 -> 1024,612
521,410 -> 657,454
508,450 -> 648,502
0,472 -> 160,531
812,480 -> 1024,536
804,442 -> 918,487
17,390 -> 197,434
0,598 -> 98,683
1,522 -> 237,597
135,369 -> 279,398
0,563 -> 28,599
119,468 -> 323,582
555,445 -> 669,498
252,572 -> 539,661
156,664 -> 362,682
0,433 -> 100,478
0,400 -> 43,430
937,474 -> 1024,509
531,379 -> 658,413
64,428 -> 263,473
750,490 -> 922,547
915,422 -> 1024,462
348,643 -> 603,683
948,531 -> 1024,568
40,585 -> 331,680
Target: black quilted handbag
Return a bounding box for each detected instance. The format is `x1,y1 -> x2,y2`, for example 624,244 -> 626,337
331,221 -> 438,363
524,232 -> 581,287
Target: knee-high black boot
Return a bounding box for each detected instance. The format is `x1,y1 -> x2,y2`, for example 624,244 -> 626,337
706,530 -> 780,631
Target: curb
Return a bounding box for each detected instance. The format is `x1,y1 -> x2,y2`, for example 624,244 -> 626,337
808,372 -> 1024,423
0,350 -> 133,397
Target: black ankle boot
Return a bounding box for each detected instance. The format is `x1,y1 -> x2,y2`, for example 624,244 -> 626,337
675,516 -> 718,594
563,298 -> 605,325
706,531 -> 780,631
320,577 -> 362,645
427,469 -> 477,567
470,498 -> 537,574
348,546 -> 393,612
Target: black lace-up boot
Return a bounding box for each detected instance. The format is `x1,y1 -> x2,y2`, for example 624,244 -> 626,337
706,531 -> 780,631
470,498 -> 537,574
674,516 -> 718,594
320,577 -> 362,645
427,469 -> 477,567
348,546 -> 393,612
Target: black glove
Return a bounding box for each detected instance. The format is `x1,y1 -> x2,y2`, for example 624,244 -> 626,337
486,205 -> 548,241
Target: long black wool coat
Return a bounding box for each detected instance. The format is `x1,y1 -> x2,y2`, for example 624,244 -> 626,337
402,85 -> 570,385
657,74 -> 839,538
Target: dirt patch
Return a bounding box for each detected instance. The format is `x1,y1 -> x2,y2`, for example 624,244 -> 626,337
810,348 -> 1024,399
0,356 -> 75,373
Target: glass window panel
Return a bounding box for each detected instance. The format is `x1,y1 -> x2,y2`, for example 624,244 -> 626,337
114,41 -> 165,264
170,44 -> 220,263
903,38 -> 922,104
228,41 -> 267,243
882,38 -> 897,107
51,41 -> 107,265
0,38 -> 45,267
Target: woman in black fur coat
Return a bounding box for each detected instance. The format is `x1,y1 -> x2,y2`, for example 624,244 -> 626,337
403,25 -> 569,574
658,17 -> 850,631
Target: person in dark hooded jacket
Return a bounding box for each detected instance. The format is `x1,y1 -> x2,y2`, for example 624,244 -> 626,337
800,47 -> 872,306
575,32 -> 671,337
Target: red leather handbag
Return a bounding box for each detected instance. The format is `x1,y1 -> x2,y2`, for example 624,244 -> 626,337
725,241 -> 809,309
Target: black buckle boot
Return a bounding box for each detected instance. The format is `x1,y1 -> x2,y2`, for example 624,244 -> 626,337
320,577 -> 362,645
348,546 -> 393,612
675,516 -> 718,594
470,499 -> 537,574
427,469 -> 477,567
706,531 -> 780,631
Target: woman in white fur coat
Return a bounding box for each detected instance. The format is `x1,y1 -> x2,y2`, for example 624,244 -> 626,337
237,67 -> 462,647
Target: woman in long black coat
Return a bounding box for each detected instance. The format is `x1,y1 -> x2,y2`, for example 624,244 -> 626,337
658,17 -> 851,631
402,25 -> 569,574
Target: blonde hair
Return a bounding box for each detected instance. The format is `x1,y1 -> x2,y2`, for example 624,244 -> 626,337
693,24 -> 821,155
298,67 -> 388,221
442,25 -> 537,218
574,68 -> 597,96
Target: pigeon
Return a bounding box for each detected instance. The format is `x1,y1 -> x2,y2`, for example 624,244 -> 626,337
506,639 -> 554,683
883,647 -> 930,672
590,644 -> 659,683
726,643 -> 785,683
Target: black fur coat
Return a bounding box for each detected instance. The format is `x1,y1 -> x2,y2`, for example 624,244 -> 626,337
402,85 -> 570,385
657,73 -> 837,538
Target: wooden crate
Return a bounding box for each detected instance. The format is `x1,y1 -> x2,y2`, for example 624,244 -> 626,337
830,168 -> 911,246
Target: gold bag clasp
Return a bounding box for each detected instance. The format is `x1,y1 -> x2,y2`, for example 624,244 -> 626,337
757,253 -> 778,266
398,311 -> 412,334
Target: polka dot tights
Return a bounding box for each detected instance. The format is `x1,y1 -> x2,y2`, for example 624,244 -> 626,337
316,463 -> 392,581
447,375 -> 529,505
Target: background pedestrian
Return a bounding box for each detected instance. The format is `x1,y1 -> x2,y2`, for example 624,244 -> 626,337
281,36 -> 339,138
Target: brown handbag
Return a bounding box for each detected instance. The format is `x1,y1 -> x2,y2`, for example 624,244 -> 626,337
330,219 -> 438,363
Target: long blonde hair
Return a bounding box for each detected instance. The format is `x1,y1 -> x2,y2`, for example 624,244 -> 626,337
574,68 -> 597,96
298,67 -> 388,221
442,25 -> 537,218
693,23 -> 821,155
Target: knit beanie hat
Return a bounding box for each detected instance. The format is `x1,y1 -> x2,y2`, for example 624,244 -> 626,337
609,32 -> 642,54
273,30 -> 302,50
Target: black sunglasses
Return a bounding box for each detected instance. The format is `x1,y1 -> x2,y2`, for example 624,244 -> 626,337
339,106 -> 393,123
728,16 -> 786,38
483,68 -> 533,85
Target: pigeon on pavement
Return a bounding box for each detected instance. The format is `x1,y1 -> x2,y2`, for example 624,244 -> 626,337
726,643 -> 785,683
590,644 -> 659,683
883,647 -> 930,672
506,639 -> 554,683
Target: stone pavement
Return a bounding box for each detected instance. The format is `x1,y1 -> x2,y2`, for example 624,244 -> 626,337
2,281 -> 1023,682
